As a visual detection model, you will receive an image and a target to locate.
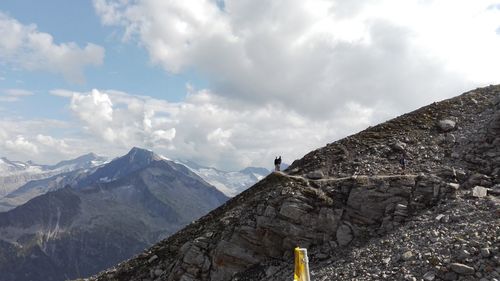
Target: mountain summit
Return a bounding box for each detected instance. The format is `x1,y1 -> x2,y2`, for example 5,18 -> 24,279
77,147 -> 161,186
47,152 -> 107,170
126,147 -> 162,163
89,85 -> 499,281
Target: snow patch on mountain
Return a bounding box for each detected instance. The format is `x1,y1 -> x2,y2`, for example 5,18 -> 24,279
0,154 -> 107,199
177,161 -> 270,197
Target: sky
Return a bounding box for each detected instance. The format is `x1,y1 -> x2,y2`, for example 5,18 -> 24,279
0,0 -> 499,171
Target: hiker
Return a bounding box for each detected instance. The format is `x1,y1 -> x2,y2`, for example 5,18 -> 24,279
274,157 -> 280,172
278,156 -> 282,171
399,153 -> 406,172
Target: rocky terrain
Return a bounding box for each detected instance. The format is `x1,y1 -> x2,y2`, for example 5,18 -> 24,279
307,195 -> 499,281
85,85 -> 499,281
0,148 -> 228,281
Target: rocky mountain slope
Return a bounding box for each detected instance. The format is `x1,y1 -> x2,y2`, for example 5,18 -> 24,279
0,153 -> 107,200
86,85 -> 499,281
0,148 -> 228,281
178,160 -> 270,197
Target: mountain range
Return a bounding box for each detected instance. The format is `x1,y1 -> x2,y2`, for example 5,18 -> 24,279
0,151 -> 269,213
0,153 -> 107,199
0,147 -> 230,281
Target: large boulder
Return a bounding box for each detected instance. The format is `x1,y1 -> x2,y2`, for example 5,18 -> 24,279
449,263 -> 475,275
472,186 -> 488,198
438,119 -> 456,132
278,200 -> 312,223
346,181 -> 412,225
336,224 -> 353,246
306,170 -> 324,180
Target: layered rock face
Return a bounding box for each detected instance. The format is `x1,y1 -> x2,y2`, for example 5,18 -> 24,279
88,85 -> 500,281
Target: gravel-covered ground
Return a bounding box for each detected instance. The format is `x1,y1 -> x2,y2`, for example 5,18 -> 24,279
308,194 -> 500,281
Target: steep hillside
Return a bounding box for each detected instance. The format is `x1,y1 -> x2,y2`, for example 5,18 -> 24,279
88,85 -> 499,281
0,148 -> 228,281
287,86 -> 498,180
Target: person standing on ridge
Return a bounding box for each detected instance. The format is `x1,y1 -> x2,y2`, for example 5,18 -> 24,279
274,156 -> 282,172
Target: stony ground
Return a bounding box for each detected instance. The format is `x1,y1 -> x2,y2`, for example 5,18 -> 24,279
310,195 -> 499,281
287,85 -> 499,180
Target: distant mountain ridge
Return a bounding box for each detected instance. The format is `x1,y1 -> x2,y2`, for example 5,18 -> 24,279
177,160 -> 270,197
0,147 -> 229,281
0,153 -> 107,199
0,149 -> 269,212
46,152 -> 107,170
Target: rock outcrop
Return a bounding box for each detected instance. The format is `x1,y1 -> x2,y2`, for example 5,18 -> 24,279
87,85 -> 500,281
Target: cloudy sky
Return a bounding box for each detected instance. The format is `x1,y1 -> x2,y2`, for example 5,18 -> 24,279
1,0 -> 499,171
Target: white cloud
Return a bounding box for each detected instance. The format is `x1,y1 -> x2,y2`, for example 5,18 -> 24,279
207,128 -> 232,147
93,0 -> 500,118
68,89 -> 178,148
0,88 -> 34,102
4,135 -> 39,155
0,12 -> 105,83
35,134 -> 69,150
3,89 -> 34,97
70,89 -> 114,128
93,0 -> 127,25
50,89 -> 74,98
0,118 -> 105,164
151,129 -> 176,146
0,96 -> 18,102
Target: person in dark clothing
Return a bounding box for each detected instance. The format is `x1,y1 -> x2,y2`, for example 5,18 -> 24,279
274,156 -> 282,172
399,153 -> 406,172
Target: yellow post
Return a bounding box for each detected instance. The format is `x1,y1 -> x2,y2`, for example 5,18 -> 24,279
294,247 -> 311,281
